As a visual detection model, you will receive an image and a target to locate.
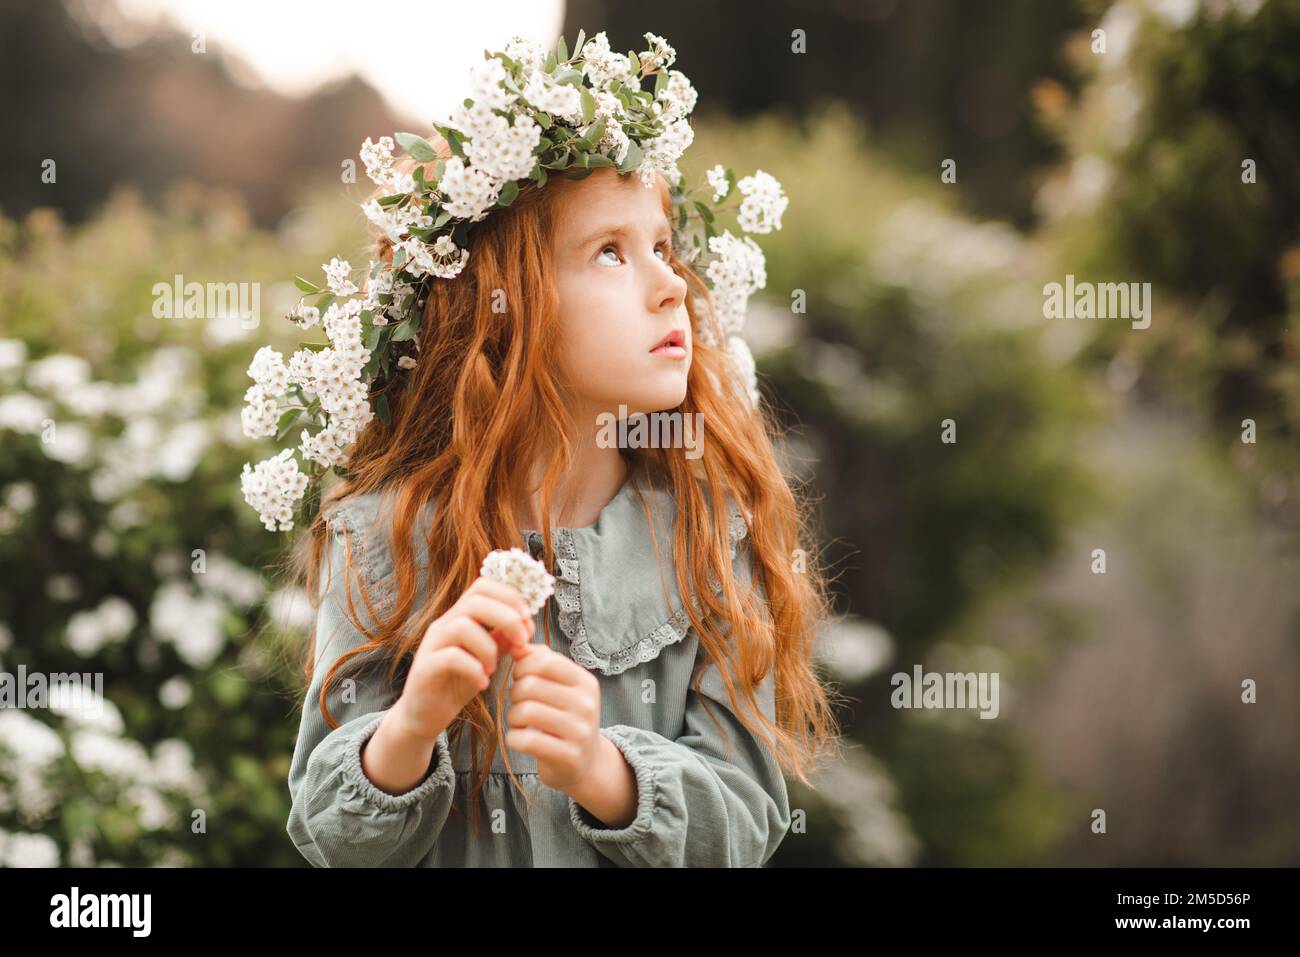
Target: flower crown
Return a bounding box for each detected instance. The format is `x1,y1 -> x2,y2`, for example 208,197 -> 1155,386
240,30 -> 788,532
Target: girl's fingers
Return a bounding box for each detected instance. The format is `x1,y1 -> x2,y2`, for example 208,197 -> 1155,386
506,701 -> 584,740
466,576 -> 531,618
458,594 -> 531,650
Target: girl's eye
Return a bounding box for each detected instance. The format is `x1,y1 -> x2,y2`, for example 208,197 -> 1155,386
594,242 -> 673,266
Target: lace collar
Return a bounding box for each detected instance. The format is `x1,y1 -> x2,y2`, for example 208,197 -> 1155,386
519,458 -> 749,676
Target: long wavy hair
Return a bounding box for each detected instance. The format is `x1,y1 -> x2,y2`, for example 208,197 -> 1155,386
284,135 -> 844,838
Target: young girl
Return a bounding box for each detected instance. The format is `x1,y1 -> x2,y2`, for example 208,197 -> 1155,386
275,33 -> 842,868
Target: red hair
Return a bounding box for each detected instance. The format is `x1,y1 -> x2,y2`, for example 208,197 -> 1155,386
286,136 -> 844,836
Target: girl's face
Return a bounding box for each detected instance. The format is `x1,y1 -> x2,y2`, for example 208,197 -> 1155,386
550,167 -> 692,424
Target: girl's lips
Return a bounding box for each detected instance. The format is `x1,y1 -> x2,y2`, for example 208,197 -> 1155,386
650,344 -> 688,359
650,328 -> 685,351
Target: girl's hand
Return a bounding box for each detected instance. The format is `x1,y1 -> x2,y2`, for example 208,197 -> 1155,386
504,644 -> 602,792
393,576 -> 536,742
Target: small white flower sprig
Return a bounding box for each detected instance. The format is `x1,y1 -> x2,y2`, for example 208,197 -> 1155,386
480,547 -> 557,616
240,29 -> 788,533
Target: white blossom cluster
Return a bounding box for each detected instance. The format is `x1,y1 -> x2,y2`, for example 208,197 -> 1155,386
479,547 -> 557,615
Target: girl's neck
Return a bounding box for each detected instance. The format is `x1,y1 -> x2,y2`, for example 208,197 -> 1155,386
516,449 -> 633,532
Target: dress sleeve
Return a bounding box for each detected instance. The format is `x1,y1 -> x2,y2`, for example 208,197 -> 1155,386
566,536 -> 792,867
285,503 -> 457,867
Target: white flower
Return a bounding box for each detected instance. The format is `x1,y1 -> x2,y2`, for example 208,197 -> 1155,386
240,383 -> 279,439
636,118 -> 694,188
65,596 -> 137,657
640,32 -> 677,72
522,69 -> 583,120
397,356 -> 418,370
0,394 -> 49,433
247,346 -> 289,396
468,55 -> 518,112
465,111 -> 542,183
437,156 -> 503,222
359,135 -> 397,186
26,354 -> 92,392
1,832 -> 59,868
480,548 -> 556,614
286,302 -> 320,329
706,231 -> 767,335
581,32 -> 635,90
707,164 -> 730,202
286,349 -> 315,388
425,234 -> 470,279
322,257 -> 358,296
504,35 -> 547,73
736,170 -> 788,234
0,339 -> 27,373
656,70 -> 698,123
240,449 -> 310,531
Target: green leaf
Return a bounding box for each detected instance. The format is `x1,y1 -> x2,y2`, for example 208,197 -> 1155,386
293,275 -> 320,293
390,318 -> 419,342
655,70 -> 669,97
694,201 -> 715,224
377,192 -> 407,207
618,140 -> 643,173
573,28 -> 586,56
574,118 -> 606,153
495,180 -> 520,207
395,132 -> 437,162
544,51 -> 556,72
553,68 -> 584,86
275,410 -> 302,440
297,340 -> 328,351
433,209 -> 452,229
363,324 -> 383,350
315,293 -> 335,313
556,34 -> 568,63
585,154 -> 614,167
580,88 -> 596,125
375,393 -> 391,426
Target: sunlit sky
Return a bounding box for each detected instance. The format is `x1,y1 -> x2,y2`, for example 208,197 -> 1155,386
97,0 -> 566,124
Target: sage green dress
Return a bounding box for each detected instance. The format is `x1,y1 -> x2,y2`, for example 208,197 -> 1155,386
285,458 -> 790,867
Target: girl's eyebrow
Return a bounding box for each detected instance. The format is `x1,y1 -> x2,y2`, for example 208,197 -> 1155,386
576,219 -> 675,249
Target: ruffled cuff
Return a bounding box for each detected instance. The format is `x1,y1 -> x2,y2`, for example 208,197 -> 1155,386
566,725 -> 662,845
340,712 -> 456,812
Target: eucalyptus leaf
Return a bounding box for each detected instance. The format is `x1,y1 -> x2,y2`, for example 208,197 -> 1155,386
618,140 -> 643,172
275,410 -> 302,440
496,180 -> 520,207
395,132 -> 437,162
